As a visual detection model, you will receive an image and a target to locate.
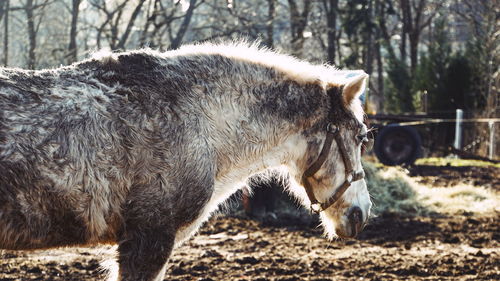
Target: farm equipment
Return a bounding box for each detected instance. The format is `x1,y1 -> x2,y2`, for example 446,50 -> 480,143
368,114 -> 423,166
367,113 -> 500,165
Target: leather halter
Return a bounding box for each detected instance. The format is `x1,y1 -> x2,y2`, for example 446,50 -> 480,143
301,123 -> 365,213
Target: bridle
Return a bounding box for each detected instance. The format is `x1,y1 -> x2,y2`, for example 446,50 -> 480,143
301,123 -> 365,214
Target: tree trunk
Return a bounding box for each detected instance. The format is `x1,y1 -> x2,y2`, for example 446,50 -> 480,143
399,0 -> 410,63
375,39 -> 384,113
3,0 -> 8,66
364,0 -> 374,76
109,9 -> 123,49
378,0 -> 396,62
336,29 -> 342,64
374,0 -> 384,113
403,0 -> 436,75
68,0 -> 81,63
287,0 -> 310,57
170,0 -> 197,50
265,0 -> 275,48
0,0 -> 6,22
117,0 -> 147,50
409,31 -> 419,74
139,0 -> 155,47
323,0 -> 338,65
25,0 -> 36,69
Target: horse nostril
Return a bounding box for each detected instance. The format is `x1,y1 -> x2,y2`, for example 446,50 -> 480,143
347,206 -> 363,237
348,206 -> 362,223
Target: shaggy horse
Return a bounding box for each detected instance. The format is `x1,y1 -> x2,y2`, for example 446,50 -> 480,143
0,42 -> 371,281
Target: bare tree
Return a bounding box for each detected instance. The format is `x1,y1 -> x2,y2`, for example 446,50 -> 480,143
138,0 -> 155,47
399,0 -> 442,73
1,0 -> 9,66
0,0 -> 7,21
116,0 -> 147,49
364,0 -> 375,75
24,0 -> 44,69
287,0 -> 311,57
322,0 -> 338,64
89,0 -> 146,50
170,0 -> 198,49
135,0 -> 204,50
27,0 -> 36,68
9,0 -> 52,69
68,0 -> 81,63
188,1 -> 266,44
265,0 -> 275,48
373,0 -> 385,111
377,0 -> 397,62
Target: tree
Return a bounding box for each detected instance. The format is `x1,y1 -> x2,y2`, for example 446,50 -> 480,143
170,0 -> 198,49
373,0 -> 385,112
376,0 -> 443,113
1,0 -> 9,66
133,0 -> 204,50
265,0 -> 275,48
413,19 -> 467,112
21,0 -> 52,69
385,58 -> 413,113
455,0 -> 499,117
399,0 -> 442,74
68,0 -> 81,63
322,0 -> 339,64
287,0 -> 311,57
89,0 -> 147,50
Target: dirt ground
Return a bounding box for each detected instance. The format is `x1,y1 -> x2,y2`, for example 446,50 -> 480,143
1,165 -> 499,281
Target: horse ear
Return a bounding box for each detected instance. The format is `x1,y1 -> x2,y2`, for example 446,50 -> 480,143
342,72 -> 368,105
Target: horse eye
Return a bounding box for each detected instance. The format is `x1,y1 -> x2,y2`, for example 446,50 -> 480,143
357,134 -> 367,143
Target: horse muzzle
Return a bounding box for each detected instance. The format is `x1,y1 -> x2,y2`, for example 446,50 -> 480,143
335,206 -> 367,238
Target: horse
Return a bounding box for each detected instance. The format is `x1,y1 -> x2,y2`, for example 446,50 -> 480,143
0,41 -> 371,281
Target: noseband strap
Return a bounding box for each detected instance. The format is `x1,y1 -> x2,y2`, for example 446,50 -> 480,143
301,123 -> 365,213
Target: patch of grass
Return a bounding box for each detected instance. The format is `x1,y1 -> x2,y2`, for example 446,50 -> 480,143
415,157 -> 500,168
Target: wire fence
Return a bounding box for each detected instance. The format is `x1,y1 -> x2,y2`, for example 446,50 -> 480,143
371,111 -> 499,160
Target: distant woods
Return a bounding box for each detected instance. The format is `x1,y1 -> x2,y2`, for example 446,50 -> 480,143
0,0 -> 497,116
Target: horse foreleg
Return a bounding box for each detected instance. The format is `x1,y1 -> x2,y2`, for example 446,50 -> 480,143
115,185 -> 176,281
116,225 -> 174,281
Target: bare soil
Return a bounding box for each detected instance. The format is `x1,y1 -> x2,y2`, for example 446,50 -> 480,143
1,165 -> 499,281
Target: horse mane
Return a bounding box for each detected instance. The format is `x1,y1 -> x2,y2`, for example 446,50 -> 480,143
170,41 -> 366,123
168,41 -> 338,85
88,40 -> 365,123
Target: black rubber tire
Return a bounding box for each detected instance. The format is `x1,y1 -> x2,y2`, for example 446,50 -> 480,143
374,124 -> 422,166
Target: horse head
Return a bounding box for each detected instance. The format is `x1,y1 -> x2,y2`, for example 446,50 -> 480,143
292,72 -> 372,239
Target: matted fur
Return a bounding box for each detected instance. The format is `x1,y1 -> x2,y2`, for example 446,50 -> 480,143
0,41 -> 370,281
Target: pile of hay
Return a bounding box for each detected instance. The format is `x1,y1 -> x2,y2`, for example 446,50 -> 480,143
363,161 -> 430,216
363,161 -> 500,216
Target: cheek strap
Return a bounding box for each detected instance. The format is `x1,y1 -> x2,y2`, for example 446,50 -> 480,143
301,123 -> 365,213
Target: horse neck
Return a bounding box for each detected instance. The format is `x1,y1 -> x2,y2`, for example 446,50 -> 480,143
209,82 -> 326,185
212,122 -> 310,189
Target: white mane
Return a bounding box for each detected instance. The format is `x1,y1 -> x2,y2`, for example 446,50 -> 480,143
168,41 -> 366,123
89,41 -> 366,123
167,41 -> 341,86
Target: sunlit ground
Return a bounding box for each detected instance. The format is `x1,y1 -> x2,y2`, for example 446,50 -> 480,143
415,157 -> 500,168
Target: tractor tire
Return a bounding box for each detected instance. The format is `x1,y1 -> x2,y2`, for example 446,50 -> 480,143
374,124 -> 422,166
